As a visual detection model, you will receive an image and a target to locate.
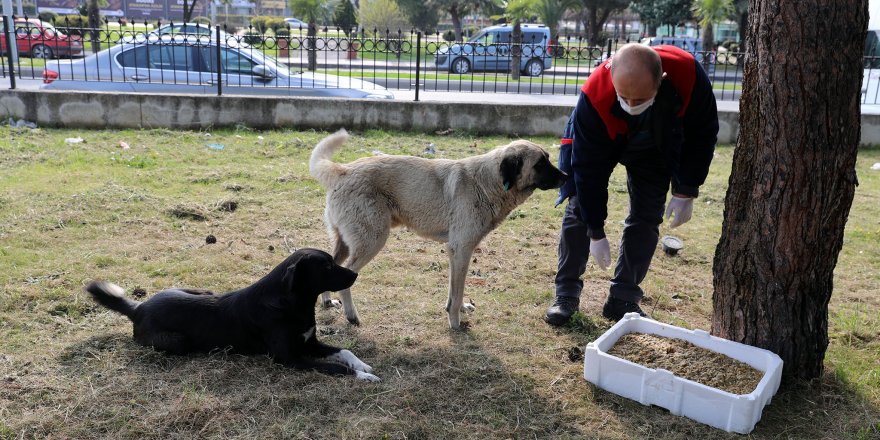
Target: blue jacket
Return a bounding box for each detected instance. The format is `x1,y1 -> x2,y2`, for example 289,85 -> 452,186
557,47 -> 718,239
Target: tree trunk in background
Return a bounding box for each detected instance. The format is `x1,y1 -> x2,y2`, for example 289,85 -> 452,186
307,20 -> 317,71
700,21 -> 713,72
738,10 -> 748,53
86,0 -> 101,53
711,0 -> 866,380
510,21 -> 521,80
450,5 -> 462,41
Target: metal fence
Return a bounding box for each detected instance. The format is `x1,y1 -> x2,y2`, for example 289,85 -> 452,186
3,16 -> 751,101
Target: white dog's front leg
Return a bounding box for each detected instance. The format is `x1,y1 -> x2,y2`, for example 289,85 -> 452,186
446,242 -> 475,330
321,292 -> 342,308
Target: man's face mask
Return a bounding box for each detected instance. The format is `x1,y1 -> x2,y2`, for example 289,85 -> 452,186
617,94 -> 655,116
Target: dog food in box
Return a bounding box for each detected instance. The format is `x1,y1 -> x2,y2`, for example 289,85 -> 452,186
583,313 -> 783,434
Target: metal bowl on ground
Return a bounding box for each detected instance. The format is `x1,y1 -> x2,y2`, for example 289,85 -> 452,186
661,235 -> 683,255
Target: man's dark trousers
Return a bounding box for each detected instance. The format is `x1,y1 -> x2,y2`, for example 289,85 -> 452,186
554,145 -> 671,303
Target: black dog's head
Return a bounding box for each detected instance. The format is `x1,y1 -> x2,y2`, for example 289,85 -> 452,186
282,248 -> 358,297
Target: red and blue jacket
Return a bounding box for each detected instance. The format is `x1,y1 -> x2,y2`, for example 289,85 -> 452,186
556,45 -> 719,239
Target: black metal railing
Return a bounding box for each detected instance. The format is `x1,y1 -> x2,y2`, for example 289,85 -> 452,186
1,16 -> 757,102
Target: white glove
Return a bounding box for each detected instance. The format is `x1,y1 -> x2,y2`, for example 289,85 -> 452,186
589,238 -> 612,271
665,196 -> 694,228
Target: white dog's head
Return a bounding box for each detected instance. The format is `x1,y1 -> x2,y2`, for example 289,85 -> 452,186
499,140 -> 568,193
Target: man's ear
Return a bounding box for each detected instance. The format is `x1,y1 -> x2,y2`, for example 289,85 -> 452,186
500,153 -> 523,191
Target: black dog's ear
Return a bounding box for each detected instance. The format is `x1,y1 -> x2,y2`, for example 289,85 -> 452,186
282,252 -> 310,291
500,153 -> 523,191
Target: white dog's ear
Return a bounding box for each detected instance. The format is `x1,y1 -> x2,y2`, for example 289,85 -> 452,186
500,153 -> 523,191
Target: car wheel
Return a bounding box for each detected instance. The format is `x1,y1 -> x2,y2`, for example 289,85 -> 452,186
450,57 -> 470,74
30,44 -> 53,59
524,59 -> 543,77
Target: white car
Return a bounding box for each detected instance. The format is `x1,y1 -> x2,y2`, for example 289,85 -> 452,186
42,34 -> 393,99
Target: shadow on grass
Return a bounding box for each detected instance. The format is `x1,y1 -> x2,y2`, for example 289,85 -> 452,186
53,329 -> 587,439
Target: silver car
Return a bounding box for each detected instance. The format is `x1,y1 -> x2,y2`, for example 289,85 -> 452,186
41,34 -> 393,99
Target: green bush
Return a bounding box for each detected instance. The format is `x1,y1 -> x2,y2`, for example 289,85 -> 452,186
38,11 -> 59,24
275,27 -> 290,37
266,17 -> 287,33
442,30 -> 456,42
56,15 -> 88,36
192,16 -> 211,25
250,16 -> 272,33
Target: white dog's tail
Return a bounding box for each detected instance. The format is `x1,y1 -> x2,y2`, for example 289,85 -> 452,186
310,129 -> 349,188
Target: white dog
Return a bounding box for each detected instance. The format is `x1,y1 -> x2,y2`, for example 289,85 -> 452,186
309,129 -> 567,329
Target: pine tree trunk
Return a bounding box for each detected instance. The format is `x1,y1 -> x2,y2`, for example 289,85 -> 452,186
711,0 -> 866,379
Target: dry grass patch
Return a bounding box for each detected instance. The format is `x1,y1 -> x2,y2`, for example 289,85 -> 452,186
0,126 -> 878,439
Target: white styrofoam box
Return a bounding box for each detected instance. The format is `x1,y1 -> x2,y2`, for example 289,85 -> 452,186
583,313 -> 783,434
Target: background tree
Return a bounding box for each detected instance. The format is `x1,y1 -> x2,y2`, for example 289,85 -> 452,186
333,0 -> 358,35
290,0 -> 334,71
711,0 -> 866,379
578,0 -> 628,44
85,0 -> 101,53
430,0 -> 498,41
630,0 -> 692,38
731,0 -> 748,52
503,0 -> 538,80
533,0 -> 578,41
691,0 -> 733,69
358,0 -> 408,34
395,0 -> 439,33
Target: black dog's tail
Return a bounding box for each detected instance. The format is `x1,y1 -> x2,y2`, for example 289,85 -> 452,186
85,281 -> 140,319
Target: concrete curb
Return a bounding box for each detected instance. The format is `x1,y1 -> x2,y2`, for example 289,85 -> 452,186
0,89 -> 875,145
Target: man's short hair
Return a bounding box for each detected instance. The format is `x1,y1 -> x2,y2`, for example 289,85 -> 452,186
610,43 -> 663,88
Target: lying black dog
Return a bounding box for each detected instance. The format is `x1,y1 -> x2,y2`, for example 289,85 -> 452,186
85,248 -> 378,381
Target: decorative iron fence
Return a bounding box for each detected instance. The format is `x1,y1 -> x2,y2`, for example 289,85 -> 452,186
1,16 -> 756,102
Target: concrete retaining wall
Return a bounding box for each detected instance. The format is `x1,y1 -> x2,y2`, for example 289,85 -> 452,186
0,89 -> 875,145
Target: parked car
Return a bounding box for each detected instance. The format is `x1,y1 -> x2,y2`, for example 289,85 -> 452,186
116,22 -> 238,45
41,34 -> 393,99
0,18 -> 83,59
647,36 -> 715,74
284,18 -> 307,29
434,23 -> 553,76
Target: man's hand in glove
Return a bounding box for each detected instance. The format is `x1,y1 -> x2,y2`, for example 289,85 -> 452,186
590,238 -> 612,270
665,195 -> 694,228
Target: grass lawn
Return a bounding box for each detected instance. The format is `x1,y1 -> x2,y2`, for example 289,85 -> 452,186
0,127 -> 877,439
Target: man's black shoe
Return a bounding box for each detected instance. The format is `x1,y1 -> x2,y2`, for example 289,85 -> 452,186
602,297 -> 648,321
544,296 -> 580,326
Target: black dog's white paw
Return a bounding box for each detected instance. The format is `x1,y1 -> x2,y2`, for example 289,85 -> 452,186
355,371 -> 381,382
326,349 -> 373,374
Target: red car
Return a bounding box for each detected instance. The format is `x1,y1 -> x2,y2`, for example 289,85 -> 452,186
0,18 -> 83,59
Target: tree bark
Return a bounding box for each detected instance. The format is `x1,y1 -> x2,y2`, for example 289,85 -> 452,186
450,5 -> 462,41
711,0 -> 866,379
511,21 -> 521,80
307,20 -> 317,71
87,0 -> 101,53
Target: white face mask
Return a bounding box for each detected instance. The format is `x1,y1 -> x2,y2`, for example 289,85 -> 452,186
617,94 -> 655,116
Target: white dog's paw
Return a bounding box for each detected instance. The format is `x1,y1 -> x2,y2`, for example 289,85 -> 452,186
322,298 -> 342,308
355,371 -> 381,382
461,302 -> 476,313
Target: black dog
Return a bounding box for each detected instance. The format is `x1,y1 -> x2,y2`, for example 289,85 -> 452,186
85,248 -> 378,381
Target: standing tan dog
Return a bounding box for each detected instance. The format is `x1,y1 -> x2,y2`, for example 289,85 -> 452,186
309,129 -> 567,329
